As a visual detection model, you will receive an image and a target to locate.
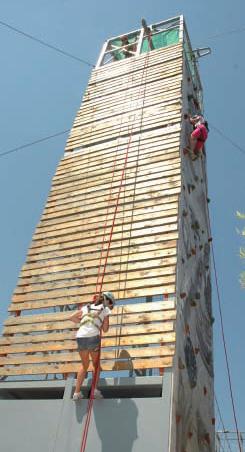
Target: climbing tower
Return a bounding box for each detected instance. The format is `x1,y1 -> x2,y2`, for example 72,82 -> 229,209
0,16 -> 214,452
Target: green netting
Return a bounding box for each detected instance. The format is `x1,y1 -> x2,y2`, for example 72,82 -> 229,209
110,36 -> 138,61
141,28 -> 179,53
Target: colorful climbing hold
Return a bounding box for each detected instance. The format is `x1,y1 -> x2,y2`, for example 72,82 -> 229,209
178,357 -> 185,370
176,414 -> 182,424
190,299 -> 197,307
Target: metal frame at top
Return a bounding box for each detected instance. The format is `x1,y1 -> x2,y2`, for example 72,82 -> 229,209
96,15 -> 182,68
95,16 -> 204,112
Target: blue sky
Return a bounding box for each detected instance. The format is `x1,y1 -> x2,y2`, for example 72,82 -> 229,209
0,0 -> 244,440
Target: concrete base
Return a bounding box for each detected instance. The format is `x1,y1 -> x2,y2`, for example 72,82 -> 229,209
0,373 -> 173,452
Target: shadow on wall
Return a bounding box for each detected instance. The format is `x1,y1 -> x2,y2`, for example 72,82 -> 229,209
75,352 -> 139,452
94,397 -> 138,452
75,389 -> 139,452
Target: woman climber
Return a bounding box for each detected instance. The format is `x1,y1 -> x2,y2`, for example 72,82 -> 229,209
70,291 -> 115,401
184,114 -> 209,160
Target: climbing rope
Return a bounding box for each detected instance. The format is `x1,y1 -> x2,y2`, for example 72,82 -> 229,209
80,44 -> 151,452
200,157 -> 242,452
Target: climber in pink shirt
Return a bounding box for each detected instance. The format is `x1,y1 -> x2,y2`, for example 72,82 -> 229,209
184,114 -> 209,160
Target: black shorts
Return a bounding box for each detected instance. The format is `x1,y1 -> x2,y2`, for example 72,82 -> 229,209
76,335 -> 100,351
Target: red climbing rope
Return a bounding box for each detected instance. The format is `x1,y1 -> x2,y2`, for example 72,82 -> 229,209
80,41 -> 151,452
201,158 -> 242,452
80,132 -> 132,452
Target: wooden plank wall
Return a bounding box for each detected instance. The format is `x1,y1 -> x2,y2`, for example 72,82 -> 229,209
0,43 -> 183,377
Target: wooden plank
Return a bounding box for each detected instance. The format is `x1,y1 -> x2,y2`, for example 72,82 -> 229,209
82,66 -> 182,101
50,159 -> 180,196
9,286 -> 176,311
43,180 -> 181,219
63,125 -> 181,158
34,198 -> 179,235
40,187 -> 181,224
17,258 -> 176,286
75,102 -> 181,134
88,57 -> 182,88
46,168 -> 181,207
52,148 -> 181,184
0,346 -> 175,366
21,240 -> 177,274
65,121 -> 181,152
14,266 -> 177,296
1,321 -> 174,344
12,273 -> 176,303
22,246 -> 177,283
59,141 -> 181,179
75,90 -> 182,127
85,72 -> 182,98
78,79 -> 181,109
26,225 -> 179,262
20,242 -> 177,276
0,357 -> 173,376
3,310 -> 176,335
51,151 -> 182,191
65,116 -> 181,150
54,147 -> 181,182
14,260 -> 176,294
72,98 -> 181,133
0,332 -> 176,354
90,54 -> 182,85
46,168 -> 180,207
81,65 -> 182,101
59,130 -> 181,172
33,206 -> 179,241
89,52 -> 182,82
75,92 -> 182,127
28,215 -> 178,254
4,300 -> 175,326
55,138 -> 181,178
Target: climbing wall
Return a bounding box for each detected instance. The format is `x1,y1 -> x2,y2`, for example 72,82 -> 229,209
0,42 -> 183,379
169,64 -> 215,451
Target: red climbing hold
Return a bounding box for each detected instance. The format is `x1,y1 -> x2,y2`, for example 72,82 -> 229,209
176,414 -> 182,424
204,433 -> 211,445
190,299 -> 197,307
180,292 -> 187,299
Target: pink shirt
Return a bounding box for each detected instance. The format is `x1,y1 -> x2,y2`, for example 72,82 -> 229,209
191,124 -> 208,150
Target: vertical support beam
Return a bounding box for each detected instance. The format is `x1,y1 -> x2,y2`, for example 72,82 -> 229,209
179,15 -> 184,44
136,27 -> 145,56
96,40 -> 108,69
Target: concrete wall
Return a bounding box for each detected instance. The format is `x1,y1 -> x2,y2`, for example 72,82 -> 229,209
0,374 -> 173,452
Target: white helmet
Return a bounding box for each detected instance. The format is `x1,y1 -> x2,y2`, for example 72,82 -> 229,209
103,291 -> 115,306
193,114 -> 205,126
